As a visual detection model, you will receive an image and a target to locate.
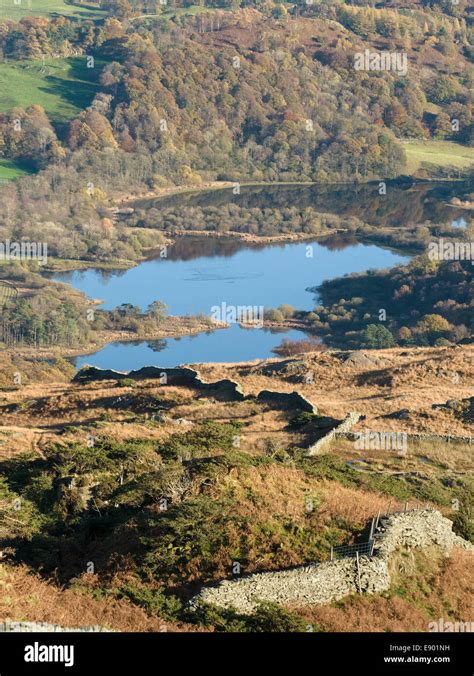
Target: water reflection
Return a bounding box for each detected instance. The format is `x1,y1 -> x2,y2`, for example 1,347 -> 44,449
132,179 -> 474,229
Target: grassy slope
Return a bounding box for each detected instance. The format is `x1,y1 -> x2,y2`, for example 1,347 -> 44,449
161,6 -> 214,18
0,564 -> 187,631
404,140 -> 474,176
0,0 -> 104,20
0,347 -> 471,631
0,158 -> 33,180
0,57 -> 102,123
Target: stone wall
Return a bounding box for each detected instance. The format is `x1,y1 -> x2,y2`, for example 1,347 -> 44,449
190,510 -> 473,614
256,390 -> 317,414
190,556 -> 389,615
74,365 -> 246,401
0,621 -> 113,633
337,430 -> 473,446
372,509 -> 472,559
306,411 -> 361,456
74,366 -> 317,413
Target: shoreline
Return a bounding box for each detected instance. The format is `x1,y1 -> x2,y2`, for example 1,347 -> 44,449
42,225 -> 414,275
6,318 -> 229,361
40,176 -> 472,274
114,175 -> 471,208
41,228 -> 350,274
1,317 -> 313,364
161,227 -> 349,246
0,180 -> 464,364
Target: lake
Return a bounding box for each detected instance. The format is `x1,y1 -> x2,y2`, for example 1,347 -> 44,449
51,180 -> 473,370
53,237 -> 410,370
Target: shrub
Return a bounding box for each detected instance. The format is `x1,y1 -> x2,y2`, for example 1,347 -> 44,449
362,324 -> 396,349
288,412 -> 319,429
188,601 -> 312,632
451,494 -> 473,543
115,582 -> 183,622
248,602 -> 311,632
156,422 -> 241,461
119,378 -> 136,387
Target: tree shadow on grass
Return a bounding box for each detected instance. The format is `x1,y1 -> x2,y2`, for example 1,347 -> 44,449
37,57 -> 108,123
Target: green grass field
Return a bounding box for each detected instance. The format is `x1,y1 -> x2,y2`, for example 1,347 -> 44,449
0,0 -> 105,20
0,57 -> 102,124
129,5 -> 232,22
404,140 -> 474,176
0,158 -> 34,181
162,6 -> 217,18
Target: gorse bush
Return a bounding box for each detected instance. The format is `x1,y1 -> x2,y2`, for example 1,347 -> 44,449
189,601 -> 313,633
156,421 -> 241,460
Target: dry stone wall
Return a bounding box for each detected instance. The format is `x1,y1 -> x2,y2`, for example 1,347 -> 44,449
306,411 -> 361,456
74,366 -> 246,401
190,510 -> 473,614
256,390 -> 317,413
337,431 -> 473,446
0,621 -> 113,633
190,556 -> 389,615
74,366 -> 316,413
372,509 -> 472,559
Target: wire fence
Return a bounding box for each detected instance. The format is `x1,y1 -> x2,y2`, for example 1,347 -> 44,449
331,540 -> 374,561
330,502 -> 436,562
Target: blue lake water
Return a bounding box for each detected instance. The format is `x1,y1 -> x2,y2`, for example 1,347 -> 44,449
53,238 -> 410,370
74,325 -> 309,370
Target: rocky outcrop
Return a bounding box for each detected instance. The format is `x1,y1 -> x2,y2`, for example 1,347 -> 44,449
255,359 -> 313,384
190,510 -> 473,614
339,351 -> 391,368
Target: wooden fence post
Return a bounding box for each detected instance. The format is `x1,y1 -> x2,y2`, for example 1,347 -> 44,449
369,517 -> 375,541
